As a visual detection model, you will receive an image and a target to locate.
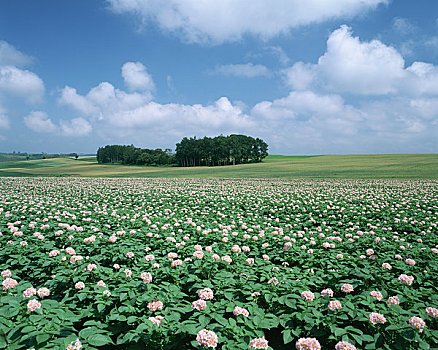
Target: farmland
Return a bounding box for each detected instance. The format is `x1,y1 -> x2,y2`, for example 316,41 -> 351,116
0,177 -> 437,349
0,153 -> 437,179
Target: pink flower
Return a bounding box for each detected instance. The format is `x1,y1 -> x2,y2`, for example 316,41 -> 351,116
171,259 -> 182,266
233,306 -> 249,317
250,337 -> 268,349
192,299 -> 207,311
369,312 -> 386,325
145,254 -> 155,261
23,287 -> 37,298
341,284 -> 354,293
321,288 -> 334,297
398,274 -> 414,286
199,288 -> 214,300
409,316 -> 426,332
335,341 -> 357,350
426,307 -> 438,318
37,287 -> 50,297
370,291 -> 383,301
96,280 -> 106,288
381,263 -> 392,270
301,291 -> 315,302
66,339 -> 82,350
296,337 -> 321,350
196,329 -> 218,348
2,277 -> 18,291
387,296 -> 400,305
147,300 -> 163,312
1,269 -> 12,278
27,299 -> 41,312
125,252 -> 134,258
75,282 -> 85,290
221,255 -> 232,263
405,258 -> 415,266
247,258 -> 255,265
148,315 -> 163,326
141,272 -> 152,283
328,300 -> 342,310
124,269 -> 132,277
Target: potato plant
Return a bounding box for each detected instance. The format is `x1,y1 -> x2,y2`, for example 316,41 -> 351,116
0,177 -> 437,349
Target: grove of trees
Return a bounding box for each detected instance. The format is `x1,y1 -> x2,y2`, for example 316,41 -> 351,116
96,145 -> 174,166
175,134 -> 268,167
96,134 -> 268,167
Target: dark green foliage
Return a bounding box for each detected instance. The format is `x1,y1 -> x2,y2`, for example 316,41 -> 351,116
96,145 -> 174,166
175,134 -> 268,167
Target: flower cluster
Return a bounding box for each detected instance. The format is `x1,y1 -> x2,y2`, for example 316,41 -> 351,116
301,291 -> 315,302
335,341 -> 357,350
199,288 -> 214,300
341,284 -> 354,293
296,337 -> 321,350
147,300 -> 163,312
2,277 -> 18,291
148,315 -> 164,326
387,296 -> 400,305
141,272 -> 152,283
369,312 -> 387,325
321,288 -> 334,297
27,299 -> 41,312
196,329 -> 218,348
233,306 -> 249,317
249,337 -> 269,349
398,274 -> 414,285
426,307 -> 438,318
328,300 -> 342,310
370,291 -> 383,301
409,316 -> 426,332
192,299 -> 207,311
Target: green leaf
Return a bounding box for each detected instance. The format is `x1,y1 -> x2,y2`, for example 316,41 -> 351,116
36,333 -> 51,344
88,334 -> 113,346
283,329 -> 293,344
361,334 -> 374,342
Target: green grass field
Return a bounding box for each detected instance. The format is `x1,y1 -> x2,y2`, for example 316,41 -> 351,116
0,154 -> 436,179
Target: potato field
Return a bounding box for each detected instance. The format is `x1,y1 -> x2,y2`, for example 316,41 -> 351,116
0,177 -> 437,350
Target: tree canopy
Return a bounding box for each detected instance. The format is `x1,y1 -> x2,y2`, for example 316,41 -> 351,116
175,134 -> 268,167
97,134 -> 268,167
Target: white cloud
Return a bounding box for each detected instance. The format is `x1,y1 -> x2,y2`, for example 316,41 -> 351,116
24,111 -> 92,137
0,41 -> 33,67
0,65 -> 45,103
212,63 -> 271,78
318,25 -> 406,95
24,111 -> 57,133
392,17 -> 415,35
108,0 -> 388,44
281,25 -> 438,98
283,62 -> 317,90
121,62 -> 155,91
60,118 -> 92,136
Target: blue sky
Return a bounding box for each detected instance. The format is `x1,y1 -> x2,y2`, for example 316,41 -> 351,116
0,0 -> 437,155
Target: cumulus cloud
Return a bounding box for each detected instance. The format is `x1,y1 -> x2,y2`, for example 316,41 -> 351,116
107,0 -> 388,44
60,118 -> 93,136
121,62 -> 155,91
317,25 -> 406,95
24,111 -> 57,133
282,25 -> 438,98
0,41 -> 33,67
24,111 -> 92,137
0,65 -> 45,103
211,63 -> 271,78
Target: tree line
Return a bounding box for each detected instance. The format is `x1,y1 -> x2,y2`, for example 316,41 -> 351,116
175,135 -> 268,167
96,134 -> 268,167
96,145 -> 174,166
